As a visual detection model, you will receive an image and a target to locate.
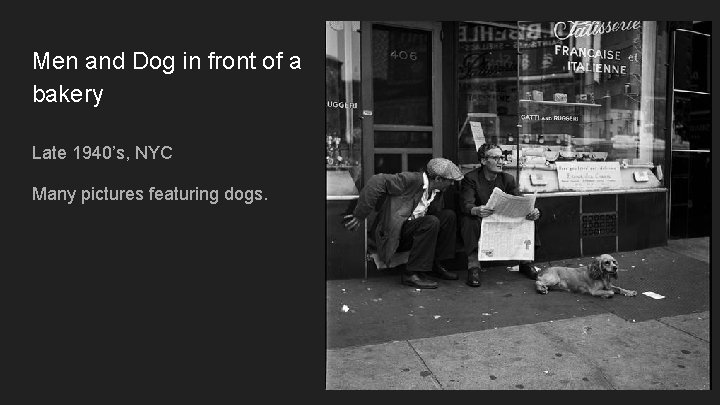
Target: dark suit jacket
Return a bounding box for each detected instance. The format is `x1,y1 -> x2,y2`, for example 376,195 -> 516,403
460,167 -> 519,215
353,172 -> 444,263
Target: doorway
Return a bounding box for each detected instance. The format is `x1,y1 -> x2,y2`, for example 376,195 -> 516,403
669,25 -> 711,239
361,21 -> 443,182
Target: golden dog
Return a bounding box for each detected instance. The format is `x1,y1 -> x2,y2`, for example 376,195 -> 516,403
535,254 -> 637,298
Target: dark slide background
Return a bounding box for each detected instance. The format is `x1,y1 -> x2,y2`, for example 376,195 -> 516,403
6,5 -> 325,398
5,3 -> 718,399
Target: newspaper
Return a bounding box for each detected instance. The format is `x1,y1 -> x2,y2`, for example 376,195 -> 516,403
484,187 -> 536,218
478,188 -> 537,261
479,219 -> 535,261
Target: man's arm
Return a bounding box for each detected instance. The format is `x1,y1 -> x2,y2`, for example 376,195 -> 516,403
344,173 -> 411,232
460,174 -> 478,215
352,173 -> 409,220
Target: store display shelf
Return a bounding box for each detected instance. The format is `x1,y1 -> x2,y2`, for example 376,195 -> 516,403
326,165 -> 357,170
520,99 -> 601,107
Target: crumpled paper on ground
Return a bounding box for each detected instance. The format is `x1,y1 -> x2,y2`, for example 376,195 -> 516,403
508,265 -> 541,272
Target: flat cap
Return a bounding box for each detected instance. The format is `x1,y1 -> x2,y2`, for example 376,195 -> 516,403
426,158 -> 464,181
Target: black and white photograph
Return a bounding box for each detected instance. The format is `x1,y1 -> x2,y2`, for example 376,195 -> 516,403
325,20 -> 710,390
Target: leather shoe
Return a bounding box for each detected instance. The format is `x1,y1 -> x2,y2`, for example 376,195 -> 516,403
519,263 -> 537,280
431,263 -> 459,280
401,272 -> 438,289
466,267 -> 481,287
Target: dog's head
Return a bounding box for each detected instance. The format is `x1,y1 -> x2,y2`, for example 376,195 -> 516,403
590,254 -> 618,280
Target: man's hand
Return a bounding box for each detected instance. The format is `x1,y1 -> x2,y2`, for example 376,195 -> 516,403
343,215 -> 362,231
470,205 -> 494,218
525,208 -> 541,221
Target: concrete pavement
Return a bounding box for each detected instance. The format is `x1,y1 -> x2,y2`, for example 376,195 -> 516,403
327,311 -> 709,389
326,238 -> 710,390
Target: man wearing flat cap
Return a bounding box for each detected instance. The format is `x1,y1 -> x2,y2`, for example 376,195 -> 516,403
344,158 -> 463,289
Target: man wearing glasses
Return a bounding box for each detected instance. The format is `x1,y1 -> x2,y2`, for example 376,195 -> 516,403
460,143 -> 541,287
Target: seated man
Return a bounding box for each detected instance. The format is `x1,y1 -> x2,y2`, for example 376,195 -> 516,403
460,143 -> 541,287
344,158 -> 463,289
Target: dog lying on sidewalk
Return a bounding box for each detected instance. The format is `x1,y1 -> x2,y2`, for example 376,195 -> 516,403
535,254 -> 637,298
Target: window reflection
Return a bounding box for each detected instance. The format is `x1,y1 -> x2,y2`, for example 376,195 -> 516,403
674,30 -> 710,93
326,21 -> 362,194
374,131 -> 432,148
457,21 -> 519,165
408,154 -> 433,172
457,21 -> 668,192
516,21 -> 658,164
372,25 -> 432,126
374,154 -> 402,174
673,92 -> 710,150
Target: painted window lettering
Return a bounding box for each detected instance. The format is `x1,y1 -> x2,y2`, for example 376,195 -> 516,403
553,21 -> 642,41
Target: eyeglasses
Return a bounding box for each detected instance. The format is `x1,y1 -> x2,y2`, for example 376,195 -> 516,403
484,156 -> 504,162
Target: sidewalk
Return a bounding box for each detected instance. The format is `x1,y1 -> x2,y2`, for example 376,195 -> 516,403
326,238 -> 710,390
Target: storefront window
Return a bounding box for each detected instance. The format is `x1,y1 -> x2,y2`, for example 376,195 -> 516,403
672,29 -> 710,151
673,92 -> 710,150
458,21 -> 668,193
673,28 -> 710,93
457,21 -> 519,165
326,21 -> 362,196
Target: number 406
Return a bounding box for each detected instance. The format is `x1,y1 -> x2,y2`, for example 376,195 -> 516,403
390,50 -> 417,61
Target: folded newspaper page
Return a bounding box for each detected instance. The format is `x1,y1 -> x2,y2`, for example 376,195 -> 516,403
479,219 -> 535,261
478,188 -> 536,261
485,187 -> 536,218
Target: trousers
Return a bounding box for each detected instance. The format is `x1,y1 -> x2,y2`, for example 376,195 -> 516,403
460,215 -> 483,258
397,209 -> 456,273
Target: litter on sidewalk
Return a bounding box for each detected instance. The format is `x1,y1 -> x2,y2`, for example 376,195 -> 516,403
642,292 -> 666,299
507,265 -> 540,272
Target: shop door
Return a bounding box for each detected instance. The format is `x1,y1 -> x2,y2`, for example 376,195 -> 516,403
669,27 -> 711,238
361,22 -> 442,182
